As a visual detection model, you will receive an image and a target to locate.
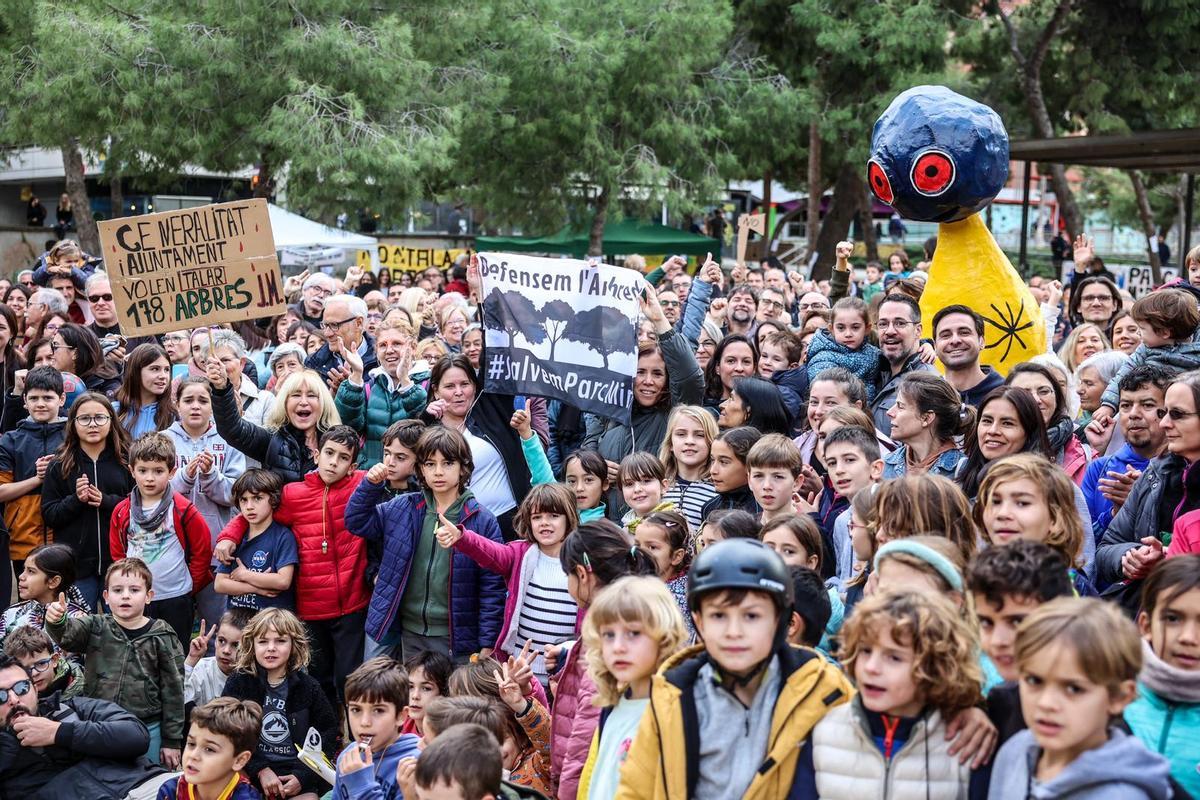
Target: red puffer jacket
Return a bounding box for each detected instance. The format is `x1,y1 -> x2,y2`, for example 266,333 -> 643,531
218,470 -> 369,621
110,492 -> 212,594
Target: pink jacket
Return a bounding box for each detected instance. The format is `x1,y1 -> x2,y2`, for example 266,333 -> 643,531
1169,508 -> 1200,557
452,532 -> 571,712
1063,435 -> 1090,487
550,638 -> 599,800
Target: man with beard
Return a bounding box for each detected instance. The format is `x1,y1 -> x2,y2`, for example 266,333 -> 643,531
0,653 -> 174,799
725,284 -> 758,337
1082,365 -> 1172,542
871,294 -> 938,435
933,304 -> 1004,408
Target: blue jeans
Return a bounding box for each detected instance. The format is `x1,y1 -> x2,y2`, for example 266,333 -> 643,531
75,575 -> 102,614
143,721 -> 162,764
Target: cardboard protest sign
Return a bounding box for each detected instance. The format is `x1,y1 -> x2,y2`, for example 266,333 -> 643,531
98,199 -> 285,336
478,252 -> 640,425
737,212 -> 765,266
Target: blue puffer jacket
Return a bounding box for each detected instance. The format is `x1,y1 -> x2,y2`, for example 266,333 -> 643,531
335,369 -> 428,467
805,328 -> 881,402
344,480 -> 506,656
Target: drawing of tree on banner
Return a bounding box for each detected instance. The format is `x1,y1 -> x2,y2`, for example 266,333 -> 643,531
506,290 -> 548,349
484,288 -> 545,349
541,299 -> 574,361
565,305 -> 635,369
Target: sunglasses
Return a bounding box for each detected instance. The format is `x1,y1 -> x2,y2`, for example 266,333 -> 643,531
0,679 -> 32,705
87,293 -> 113,303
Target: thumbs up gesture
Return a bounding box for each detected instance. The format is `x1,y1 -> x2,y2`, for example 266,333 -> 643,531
434,513 -> 461,549
46,592 -> 68,625
509,400 -> 532,441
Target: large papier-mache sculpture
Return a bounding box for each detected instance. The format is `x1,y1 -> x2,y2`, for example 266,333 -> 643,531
868,85 -> 1043,374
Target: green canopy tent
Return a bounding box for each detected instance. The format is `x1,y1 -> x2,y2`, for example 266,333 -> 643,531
476,219 -> 720,258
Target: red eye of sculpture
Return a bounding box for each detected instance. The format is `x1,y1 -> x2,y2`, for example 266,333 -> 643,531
868,160 -> 894,204
910,149 -> 956,197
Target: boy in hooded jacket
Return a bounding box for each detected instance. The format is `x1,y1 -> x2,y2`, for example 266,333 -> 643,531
614,538 -> 853,800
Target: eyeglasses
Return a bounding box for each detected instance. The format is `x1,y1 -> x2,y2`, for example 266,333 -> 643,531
306,286 -> 333,298
0,679 -> 32,704
1165,408 -> 1199,421
321,318 -> 358,332
877,319 -> 915,331
659,300 -> 680,308
28,658 -> 53,675
798,301 -> 830,311
1080,294 -> 1113,305
77,414 -> 111,427
367,313 -> 383,321
759,299 -> 784,310
49,342 -> 74,352
86,293 -> 113,303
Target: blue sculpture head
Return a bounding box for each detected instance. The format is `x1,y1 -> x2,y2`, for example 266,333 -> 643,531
868,85 -> 1010,223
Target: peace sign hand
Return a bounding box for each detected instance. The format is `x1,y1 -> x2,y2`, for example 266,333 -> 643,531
493,661 -> 525,712
508,639 -> 535,696
434,513 -> 461,549
187,619 -> 218,666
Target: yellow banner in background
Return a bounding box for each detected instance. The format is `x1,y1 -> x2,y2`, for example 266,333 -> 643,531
357,245 -> 467,274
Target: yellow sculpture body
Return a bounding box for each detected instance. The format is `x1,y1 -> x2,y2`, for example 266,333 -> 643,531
919,214 -> 1044,376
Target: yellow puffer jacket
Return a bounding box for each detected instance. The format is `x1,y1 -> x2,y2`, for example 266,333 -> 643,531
613,643 -> 853,800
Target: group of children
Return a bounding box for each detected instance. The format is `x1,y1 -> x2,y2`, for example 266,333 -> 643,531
0,313 -> 1197,798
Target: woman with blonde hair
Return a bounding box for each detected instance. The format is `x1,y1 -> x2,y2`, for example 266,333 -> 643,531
211,366 -> 340,481
1057,321 -> 1110,374
398,287 -> 436,339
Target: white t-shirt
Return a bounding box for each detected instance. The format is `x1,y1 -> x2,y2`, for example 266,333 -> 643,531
587,696 -> 651,800
463,428 -> 517,517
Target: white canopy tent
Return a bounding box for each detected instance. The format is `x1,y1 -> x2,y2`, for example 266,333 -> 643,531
267,203 -> 380,273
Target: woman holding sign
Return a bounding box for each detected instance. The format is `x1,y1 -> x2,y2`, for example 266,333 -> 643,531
422,353 -> 533,540
581,287 -> 704,518
209,361 -> 339,484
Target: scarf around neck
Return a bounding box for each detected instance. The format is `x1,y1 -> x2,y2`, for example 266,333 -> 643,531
132,487 -> 173,532
1140,639 -> 1200,703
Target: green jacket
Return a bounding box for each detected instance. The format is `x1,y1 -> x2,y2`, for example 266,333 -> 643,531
47,613 -> 186,748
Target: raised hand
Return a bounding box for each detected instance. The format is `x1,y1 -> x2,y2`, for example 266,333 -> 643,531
1073,234 -> 1095,267
1044,279 -> 1064,309
283,269 -> 311,299
366,463 -> 388,485
434,513 -> 461,549
205,356 -> 228,390
396,757 -> 418,797
343,265 -> 365,292
698,253 -> 720,284
510,401 -> 532,440
493,661 -> 525,712
508,639 -> 535,696
187,619 -> 217,666
835,240 -> 854,263
467,253 -> 483,299
340,342 -> 364,381
12,369 -> 26,397
45,592 -> 68,625
707,296 -> 728,324
639,283 -> 668,332
791,489 -> 819,515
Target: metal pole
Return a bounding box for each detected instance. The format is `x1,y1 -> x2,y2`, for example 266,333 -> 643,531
1184,173 -> 1195,264
1018,161 -> 1032,277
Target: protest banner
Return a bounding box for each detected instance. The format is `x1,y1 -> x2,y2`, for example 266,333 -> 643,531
478,252 -> 641,424
98,199 -> 285,336
355,244 -> 467,274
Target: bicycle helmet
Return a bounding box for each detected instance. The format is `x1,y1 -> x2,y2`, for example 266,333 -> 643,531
688,537 -> 793,612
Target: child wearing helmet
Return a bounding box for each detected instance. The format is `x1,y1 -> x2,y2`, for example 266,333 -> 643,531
613,538 -> 853,800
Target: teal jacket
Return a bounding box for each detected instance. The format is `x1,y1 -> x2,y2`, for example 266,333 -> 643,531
1125,682 -> 1200,797
335,370 -> 428,466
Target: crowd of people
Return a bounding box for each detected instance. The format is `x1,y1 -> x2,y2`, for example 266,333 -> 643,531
0,231 -> 1197,800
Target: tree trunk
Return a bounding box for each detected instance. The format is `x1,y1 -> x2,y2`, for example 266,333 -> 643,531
587,185 -> 609,257
997,0 -> 1084,241
61,139 -> 99,253
1130,171 -> 1162,280
253,157 -> 273,199
810,161 -> 864,282
860,185 -> 878,262
805,121 -> 822,262
109,171 -> 124,220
